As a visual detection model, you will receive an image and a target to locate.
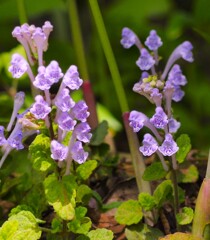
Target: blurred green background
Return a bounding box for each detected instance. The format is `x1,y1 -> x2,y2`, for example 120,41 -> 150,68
0,0 -> 210,151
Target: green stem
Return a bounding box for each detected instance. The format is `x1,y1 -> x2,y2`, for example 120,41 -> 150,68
39,226 -> 52,233
67,0 -> 89,80
16,0 -> 27,24
170,166 -> 180,231
88,0 -> 129,113
123,112 -> 154,225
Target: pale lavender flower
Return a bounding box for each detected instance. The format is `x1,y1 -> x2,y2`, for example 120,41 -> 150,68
172,86 -> 185,102
168,118 -> 181,133
54,88 -> 75,112
150,88 -> 162,106
8,54 -> 29,78
71,100 -> 89,122
129,111 -> 148,132
63,65 -> 83,90
167,64 -> 187,86
57,112 -> 76,131
42,21 -> 53,51
139,133 -> 158,156
7,91 -> 25,131
141,71 -> 149,80
158,134 -> 179,156
74,122 -> 92,143
145,30 -> 162,51
51,140 -> 68,161
0,126 -> 7,146
71,141 -> 88,164
161,41 -> 193,80
7,129 -> 24,150
120,27 -> 137,49
30,95 -> 51,119
136,48 -> 155,71
32,27 -> 46,66
45,60 -> 63,84
33,66 -> 52,90
150,106 -> 168,129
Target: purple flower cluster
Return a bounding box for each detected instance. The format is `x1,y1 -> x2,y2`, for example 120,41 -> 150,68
122,28 -> 194,170
1,21 -> 92,171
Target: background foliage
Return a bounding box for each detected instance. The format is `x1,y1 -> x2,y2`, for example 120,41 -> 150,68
0,0 -> 210,151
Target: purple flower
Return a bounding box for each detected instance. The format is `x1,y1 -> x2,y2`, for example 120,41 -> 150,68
51,140 -> 68,161
63,65 -> 83,90
167,64 -> 187,86
0,126 -> 7,146
168,118 -> 181,133
57,112 -> 76,131
54,88 -> 75,112
45,61 -> 63,84
42,21 -> 53,51
145,30 -> 162,51
7,91 -> 25,131
8,54 -> 29,78
172,86 -> 185,102
158,134 -> 179,156
139,133 -> 158,156
136,48 -> 155,71
30,95 -> 51,119
129,111 -> 148,132
32,27 -> 46,50
161,41 -> 193,80
150,106 -> 168,129
33,66 -> 52,90
7,129 -> 24,150
120,27 -> 137,49
179,41 -> 194,62
71,100 -> 89,122
74,122 -> 92,143
71,141 -> 88,164
150,88 -> 162,106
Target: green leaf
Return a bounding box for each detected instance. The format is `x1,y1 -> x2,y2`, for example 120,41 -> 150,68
87,228 -> 114,240
143,162 -> 168,181
115,200 -> 143,225
0,220 -> 19,240
90,121 -> 108,146
0,211 -> 42,240
102,201 -> 122,211
159,232 -> 202,240
176,134 -> 191,163
125,223 -> 163,240
153,180 -> 173,208
76,160 -> 98,181
178,164 -> 199,183
44,174 -> 77,220
29,134 -> 56,172
138,193 -> 156,211
68,207 -> 91,234
76,184 -> 92,205
176,207 -> 194,225
51,218 -> 63,233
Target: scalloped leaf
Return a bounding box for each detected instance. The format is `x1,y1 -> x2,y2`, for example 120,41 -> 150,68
176,134 -> 191,163
87,228 -> 114,240
44,174 -> 77,220
159,232 -> 202,240
143,162 -> 167,181
29,134 -> 56,172
176,207 -> 194,225
76,160 -> 98,181
115,200 -> 143,225
0,211 -> 42,240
